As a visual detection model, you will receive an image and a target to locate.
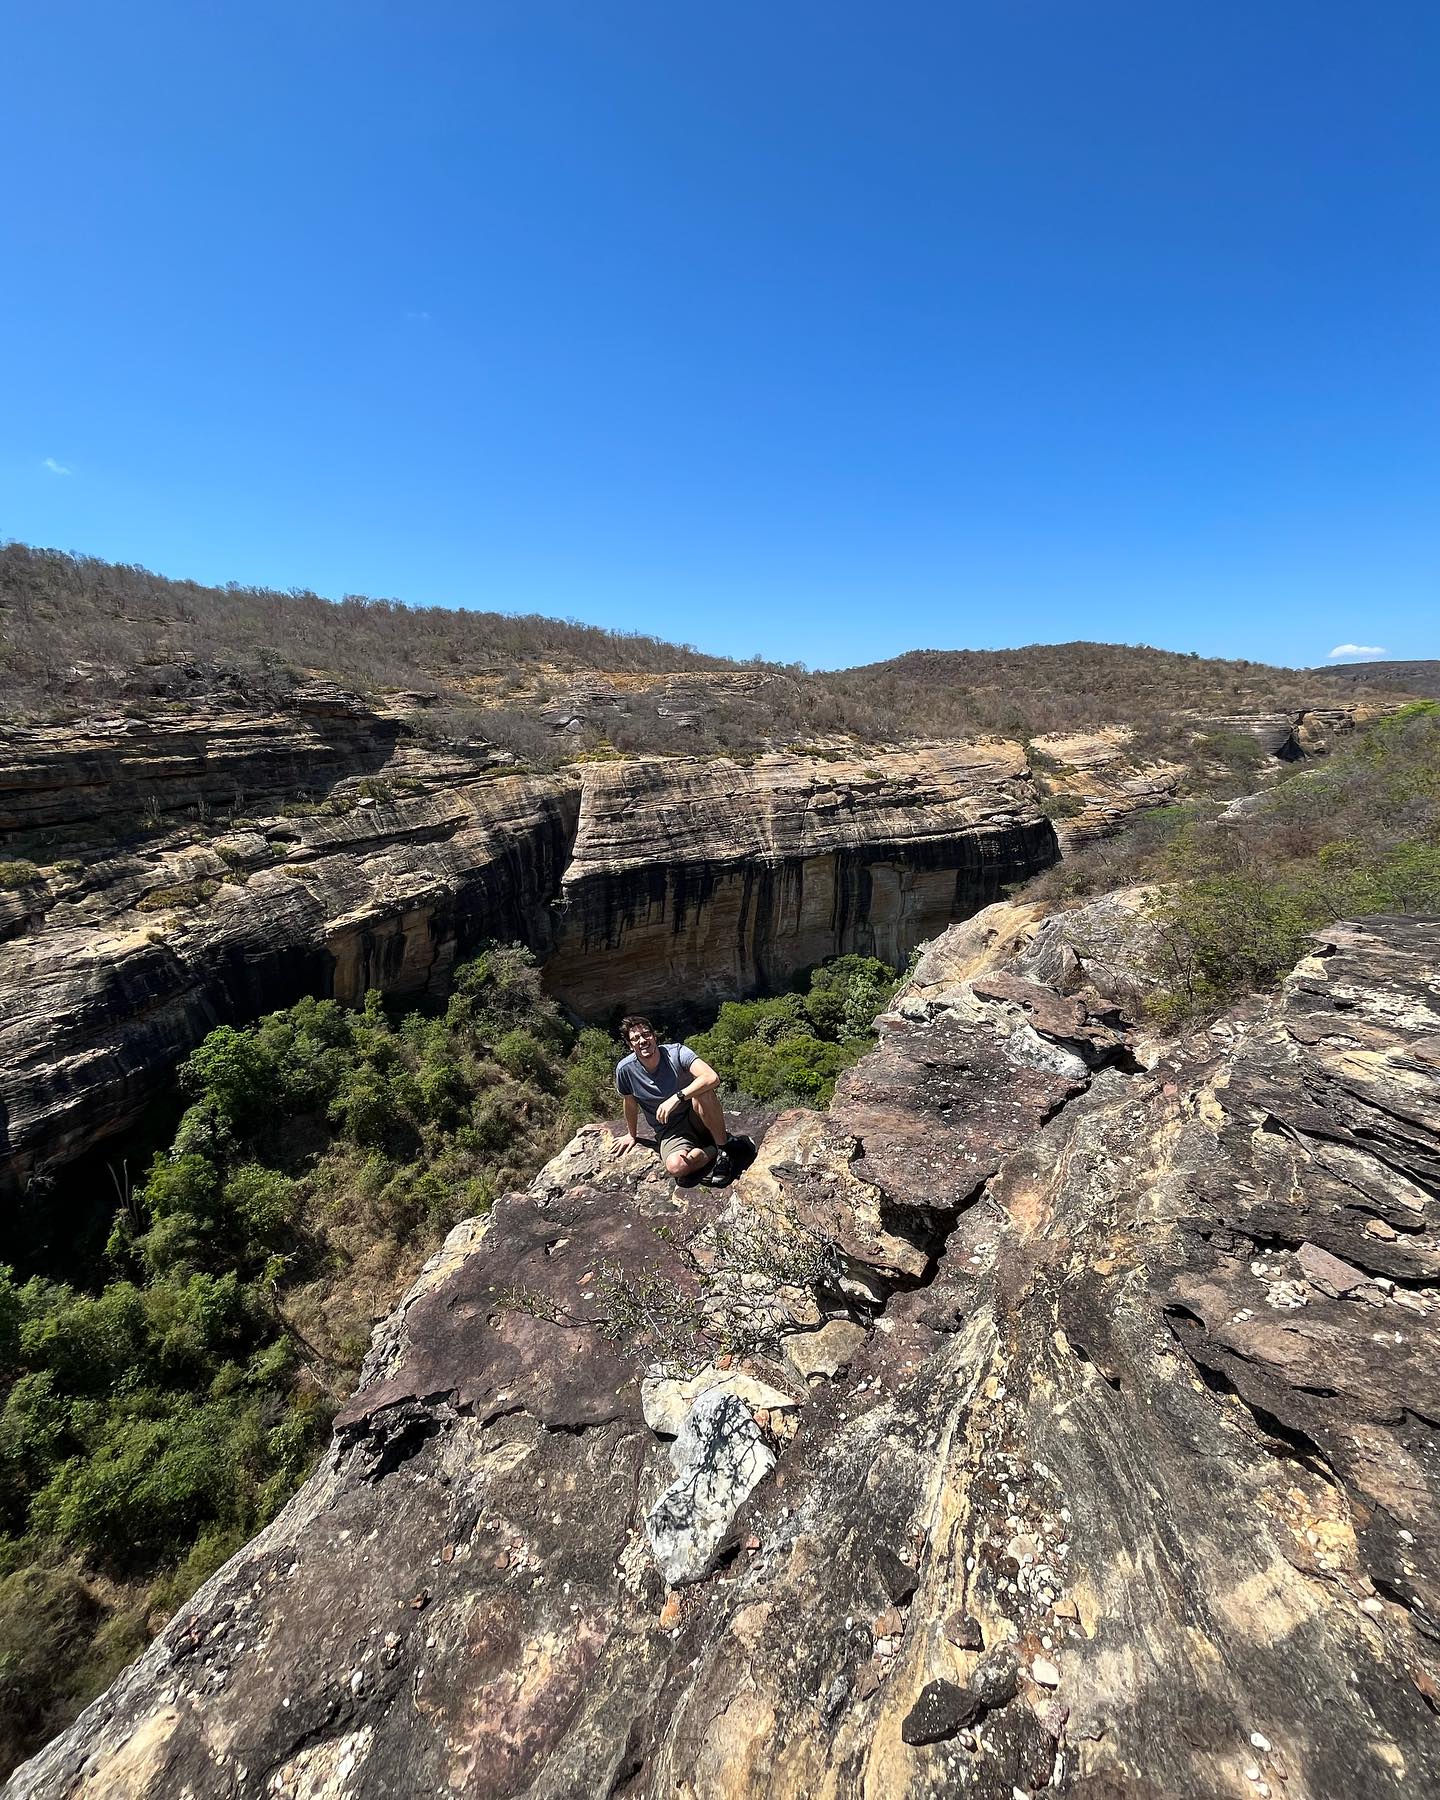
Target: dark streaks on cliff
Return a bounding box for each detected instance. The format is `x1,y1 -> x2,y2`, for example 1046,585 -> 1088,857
3,734 -> 1054,1191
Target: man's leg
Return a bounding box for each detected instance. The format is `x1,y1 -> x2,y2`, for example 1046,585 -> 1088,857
664,1143 -> 714,1180
661,1120 -> 716,1181
694,1090 -> 729,1149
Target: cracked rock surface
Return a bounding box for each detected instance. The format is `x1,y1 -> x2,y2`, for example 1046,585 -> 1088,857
9,913 -> 1439,1799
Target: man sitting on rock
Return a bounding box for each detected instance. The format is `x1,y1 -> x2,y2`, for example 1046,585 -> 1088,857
615,1015 -> 733,1186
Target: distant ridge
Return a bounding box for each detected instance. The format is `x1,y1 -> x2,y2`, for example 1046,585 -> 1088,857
1,542 -> 1421,749
1309,659 -> 1440,697
812,641 -> 1416,741
0,540 -> 736,717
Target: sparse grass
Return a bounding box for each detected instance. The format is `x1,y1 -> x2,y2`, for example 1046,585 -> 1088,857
0,862 -> 42,890
7,544 -> 1410,775
1,540 -> 731,719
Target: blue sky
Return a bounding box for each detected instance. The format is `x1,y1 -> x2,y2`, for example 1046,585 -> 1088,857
2,1 -> 1435,669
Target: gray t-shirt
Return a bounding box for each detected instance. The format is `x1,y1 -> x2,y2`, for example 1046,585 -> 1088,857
616,1043 -> 697,1134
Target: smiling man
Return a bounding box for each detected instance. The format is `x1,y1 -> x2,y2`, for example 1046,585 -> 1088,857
615,1014 -> 732,1186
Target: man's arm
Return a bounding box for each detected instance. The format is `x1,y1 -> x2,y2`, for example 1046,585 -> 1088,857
620,1094 -> 640,1146
654,1053 -> 720,1124
683,1056 -> 720,1097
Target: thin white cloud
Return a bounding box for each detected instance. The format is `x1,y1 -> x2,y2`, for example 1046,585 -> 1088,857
1327,643 -> 1388,660
41,456 -> 71,476
404,309 -> 432,323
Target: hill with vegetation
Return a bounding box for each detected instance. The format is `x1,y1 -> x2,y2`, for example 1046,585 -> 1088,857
0,542 -> 736,719
2,545 -> 1418,755
814,642 -> 1401,743
1310,658 -> 1440,697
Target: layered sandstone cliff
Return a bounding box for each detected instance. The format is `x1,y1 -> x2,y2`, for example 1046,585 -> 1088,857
11,909 -> 1437,1799
0,697 -> 1380,1198
0,724 -> 1056,1196
545,742 -> 1051,1014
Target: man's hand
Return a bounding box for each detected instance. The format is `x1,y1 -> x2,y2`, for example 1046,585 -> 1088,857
655,1093 -> 684,1126
615,1127 -> 638,1150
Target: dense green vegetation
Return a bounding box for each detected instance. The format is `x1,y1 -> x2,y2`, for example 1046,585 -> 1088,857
1025,703 -> 1440,1024
692,954 -> 901,1107
0,944 -> 615,1775
0,941 -> 900,1772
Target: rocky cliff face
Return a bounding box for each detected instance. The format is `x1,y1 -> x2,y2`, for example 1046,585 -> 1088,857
0,722 -> 1056,1197
0,766 -> 581,1200
0,690 -> 418,840
13,910 -> 1436,1799
544,742 -> 1052,1015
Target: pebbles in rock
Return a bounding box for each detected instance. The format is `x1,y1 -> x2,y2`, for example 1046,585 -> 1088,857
1029,1656 -> 1061,1687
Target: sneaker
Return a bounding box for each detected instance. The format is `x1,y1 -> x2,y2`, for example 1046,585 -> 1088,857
705,1148 -> 734,1187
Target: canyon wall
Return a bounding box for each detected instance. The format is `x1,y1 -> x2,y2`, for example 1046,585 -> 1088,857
0,724 -> 1055,1198
543,743 -> 1054,1015
12,911 -> 1436,1799
0,698 -> 1379,1199
0,689 -> 412,840
0,764 -> 582,1199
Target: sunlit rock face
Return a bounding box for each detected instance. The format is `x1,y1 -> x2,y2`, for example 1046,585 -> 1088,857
0,699 -> 1370,1197
12,911 -> 1438,1800
543,744 -> 1055,1017
0,761 -> 583,1197
0,733 -> 1055,1196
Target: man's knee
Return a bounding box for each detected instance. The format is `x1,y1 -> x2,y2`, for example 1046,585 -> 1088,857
664,1150 -> 692,1176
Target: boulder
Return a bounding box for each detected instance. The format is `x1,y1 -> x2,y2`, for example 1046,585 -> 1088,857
640,1364 -> 801,1436
780,1318 -> 868,1384
645,1390 -> 776,1585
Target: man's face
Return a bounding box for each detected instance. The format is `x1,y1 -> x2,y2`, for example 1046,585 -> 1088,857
626,1024 -> 658,1058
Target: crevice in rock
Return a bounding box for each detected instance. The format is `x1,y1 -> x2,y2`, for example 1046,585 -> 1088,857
607,1754 -> 647,1796
255,1712 -> 364,1795
1371,1574 -> 1435,1632
343,1398 -> 451,1482
1173,1342 -> 1339,1484
277,814 -> 466,863
1065,1340 -> 1123,1392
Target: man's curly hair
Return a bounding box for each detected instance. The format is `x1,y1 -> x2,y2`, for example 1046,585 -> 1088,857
619,1014 -> 656,1043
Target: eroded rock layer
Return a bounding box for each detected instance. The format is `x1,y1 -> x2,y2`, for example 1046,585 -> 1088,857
0,736 -> 1055,1196
544,742 -> 1054,1014
13,913 -> 1437,1799
0,770 -> 582,1194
